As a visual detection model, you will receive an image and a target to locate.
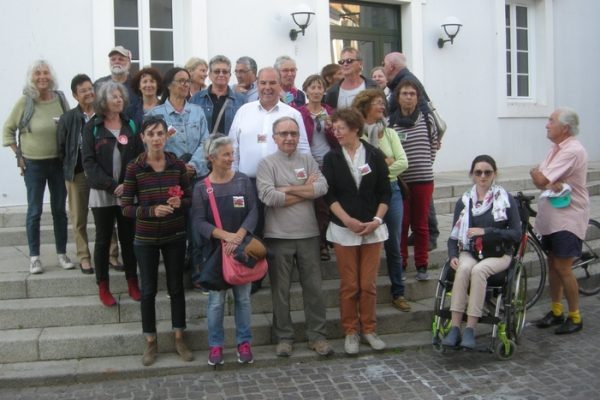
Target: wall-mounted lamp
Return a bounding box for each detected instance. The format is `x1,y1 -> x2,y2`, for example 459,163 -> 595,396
437,16 -> 463,48
289,4 -> 315,41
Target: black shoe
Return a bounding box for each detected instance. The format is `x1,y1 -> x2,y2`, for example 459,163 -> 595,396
79,264 -> 94,275
535,311 -> 565,328
109,262 -> 125,272
428,241 -> 438,252
555,318 -> 582,335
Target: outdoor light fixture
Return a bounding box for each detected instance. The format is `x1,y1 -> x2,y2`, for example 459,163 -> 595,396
437,16 -> 463,48
289,4 -> 315,41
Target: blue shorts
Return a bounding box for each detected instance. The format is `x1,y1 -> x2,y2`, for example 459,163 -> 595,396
541,231 -> 582,258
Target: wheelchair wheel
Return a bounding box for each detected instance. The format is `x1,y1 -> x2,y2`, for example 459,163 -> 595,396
495,339 -> 516,360
507,261 -> 527,343
432,262 -> 453,352
524,235 -> 546,309
574,219 -> 600,296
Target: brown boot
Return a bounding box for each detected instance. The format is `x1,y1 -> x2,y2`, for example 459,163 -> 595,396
175,336 -> 194,362
98,280 -> 116,307
127,277 -> 141,301
142,338 -> 158,366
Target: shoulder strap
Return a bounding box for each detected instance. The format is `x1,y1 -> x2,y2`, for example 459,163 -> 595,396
204,177 -> 223,229
54,90 -> 70,114
212,98 -> 230,134
128,119 -> 136,134
18,95 -> 35,131
423,112 -> 433,144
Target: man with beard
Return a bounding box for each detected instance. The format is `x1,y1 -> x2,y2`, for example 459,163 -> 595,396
94,46 -> 143,127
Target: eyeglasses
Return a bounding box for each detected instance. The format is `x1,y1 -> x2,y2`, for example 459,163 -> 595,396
473,170 -> 494,177
276,131 -> 299,138
235,69 -> 249,74
338,58 -> 361,65
279,68 -> 297,74
173,79 -> 191,86
371,100 -> 386,107
212,69 -> 230,75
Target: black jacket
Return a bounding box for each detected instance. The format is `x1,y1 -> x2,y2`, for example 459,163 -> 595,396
323,140 -> 391,227
81,114 -> 144,193
57,106 -> 87,181
323,75 -> 378,109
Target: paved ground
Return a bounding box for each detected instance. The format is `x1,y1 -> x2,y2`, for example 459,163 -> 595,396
2,295 -> 599,400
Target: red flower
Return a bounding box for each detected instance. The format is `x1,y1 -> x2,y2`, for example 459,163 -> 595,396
168,185 -> 184,198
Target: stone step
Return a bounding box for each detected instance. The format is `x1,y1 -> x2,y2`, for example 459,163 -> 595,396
0,275 -> 437,331
0,300 -> 434,363
0,329 -> 436,388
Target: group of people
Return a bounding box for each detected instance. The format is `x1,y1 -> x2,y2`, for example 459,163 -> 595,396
2,43 -> 588,366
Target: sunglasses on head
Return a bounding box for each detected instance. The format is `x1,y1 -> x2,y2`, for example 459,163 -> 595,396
473,170 -> 494,177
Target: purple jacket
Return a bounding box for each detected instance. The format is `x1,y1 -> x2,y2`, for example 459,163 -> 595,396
297,104 -> 338,148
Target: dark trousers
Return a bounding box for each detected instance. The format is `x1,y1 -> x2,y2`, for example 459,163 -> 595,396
91,206 -> 137,283
135,241 -> 187,334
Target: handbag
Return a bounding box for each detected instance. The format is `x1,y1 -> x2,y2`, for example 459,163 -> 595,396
467,199 -> 507,260
427,101 -> 447,140
204,177 -> 268,286
197,238 -> 231,291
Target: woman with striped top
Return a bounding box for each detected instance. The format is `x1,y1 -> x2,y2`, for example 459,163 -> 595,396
121,115 -> 194,366
389,80 -> 438,281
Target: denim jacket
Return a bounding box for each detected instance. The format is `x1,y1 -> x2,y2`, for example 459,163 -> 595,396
147,99 -> 209,177
189,86 -> 245,135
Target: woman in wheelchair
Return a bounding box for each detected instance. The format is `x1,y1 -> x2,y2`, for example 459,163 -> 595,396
442,155 -> 521,349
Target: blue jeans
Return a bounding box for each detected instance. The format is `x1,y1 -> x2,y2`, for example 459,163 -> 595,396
384,181 -> 405,298
207,283 -> 252,347
135,241 -> 187,334
23,158 -> 68,256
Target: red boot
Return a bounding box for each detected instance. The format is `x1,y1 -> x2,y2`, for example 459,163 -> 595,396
127,277 -> 141,301
98,280 -> 116,307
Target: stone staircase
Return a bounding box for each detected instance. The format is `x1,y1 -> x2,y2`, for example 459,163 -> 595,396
1,163 -> 600,387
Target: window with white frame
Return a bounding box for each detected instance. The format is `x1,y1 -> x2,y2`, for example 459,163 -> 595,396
505,3 -> 530,98
497,0 -> 553,117
114,0 -> 174,74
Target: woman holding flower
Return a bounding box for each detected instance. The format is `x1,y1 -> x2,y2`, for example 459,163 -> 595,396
121,115 -> 194,366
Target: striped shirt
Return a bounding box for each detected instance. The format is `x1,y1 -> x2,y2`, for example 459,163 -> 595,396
121,152 -> 192,245
393,113 -> 437,183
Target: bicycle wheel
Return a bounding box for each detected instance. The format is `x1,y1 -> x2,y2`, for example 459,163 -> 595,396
523,235 -> 546,309
574,219 -> 600,296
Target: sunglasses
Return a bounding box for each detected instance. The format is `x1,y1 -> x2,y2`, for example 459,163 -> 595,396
473,170 -> 494,177
338,58 -> 361,65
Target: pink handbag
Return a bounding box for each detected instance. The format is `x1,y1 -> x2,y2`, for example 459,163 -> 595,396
204,177 -> 268,286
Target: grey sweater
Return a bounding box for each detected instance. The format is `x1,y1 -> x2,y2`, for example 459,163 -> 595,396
256,150 -> 328,239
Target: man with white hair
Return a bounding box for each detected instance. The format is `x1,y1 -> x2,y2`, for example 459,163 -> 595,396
274,56 -> 305,108
531,107 -> 589,335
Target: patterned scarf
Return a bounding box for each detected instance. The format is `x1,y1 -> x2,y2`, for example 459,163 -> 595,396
449,184 -> 511,248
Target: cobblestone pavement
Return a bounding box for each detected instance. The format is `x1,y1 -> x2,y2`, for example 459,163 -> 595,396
3,295 -> 600,400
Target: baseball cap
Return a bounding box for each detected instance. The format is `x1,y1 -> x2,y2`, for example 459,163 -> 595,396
108,45 -> 131,59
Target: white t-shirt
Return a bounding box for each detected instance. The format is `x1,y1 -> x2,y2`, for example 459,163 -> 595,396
337,82 -> 366,108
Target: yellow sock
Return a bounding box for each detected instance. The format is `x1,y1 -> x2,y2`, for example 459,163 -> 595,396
551,302 -> 563,317
568,310 -> 581,324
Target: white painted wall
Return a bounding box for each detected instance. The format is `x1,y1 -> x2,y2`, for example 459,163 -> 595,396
0,0 -> 598,205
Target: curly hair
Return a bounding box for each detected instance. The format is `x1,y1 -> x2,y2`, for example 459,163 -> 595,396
23,60 -> 58,99
131,67 -> 162,98
351,88 -> 387,118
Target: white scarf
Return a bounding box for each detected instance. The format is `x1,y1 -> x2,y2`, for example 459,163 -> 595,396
449,184 -> 511,248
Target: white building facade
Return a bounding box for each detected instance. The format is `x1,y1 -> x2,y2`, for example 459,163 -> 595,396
1,0 -> 598,206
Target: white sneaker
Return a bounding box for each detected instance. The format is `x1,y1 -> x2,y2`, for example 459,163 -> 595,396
58,254 -> 75,270
362,332 -> 386,350
344,334 -> 359,355
30,258 -> 44,274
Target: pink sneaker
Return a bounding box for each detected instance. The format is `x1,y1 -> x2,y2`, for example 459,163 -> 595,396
208,346 -> 224,366
237,342 -> 253,364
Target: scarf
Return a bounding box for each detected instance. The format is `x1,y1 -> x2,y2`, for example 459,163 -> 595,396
363,120 -> 387,147
389,108 -> 420,128
449,184 -> 511,249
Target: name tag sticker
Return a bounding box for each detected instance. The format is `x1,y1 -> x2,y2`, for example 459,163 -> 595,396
233,196 -> 245,208
294,168 -> 307,180
358,163 -> 371,176
257,133 -> 267,143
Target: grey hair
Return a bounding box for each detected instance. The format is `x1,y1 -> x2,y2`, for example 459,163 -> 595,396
204,133 -> 233,159
184,57 -> 208,72
94,81 -> 129,116
23,59 -> 58,99
209,55 -> 231,71
556,107 -> 580,136
257,67 -> 281,82
272,116 -> 299,134
274,55 -> 296,71
236,56 -> 257,74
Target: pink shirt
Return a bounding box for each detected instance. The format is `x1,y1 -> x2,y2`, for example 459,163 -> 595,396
535,136 -> 589,239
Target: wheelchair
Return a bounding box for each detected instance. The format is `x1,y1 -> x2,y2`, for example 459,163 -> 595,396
431,256 -> 527,360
